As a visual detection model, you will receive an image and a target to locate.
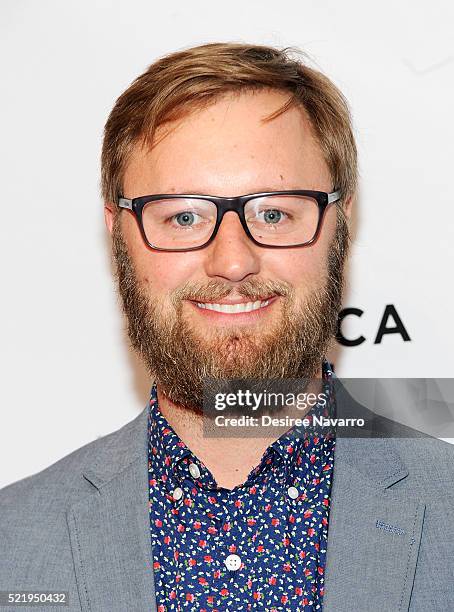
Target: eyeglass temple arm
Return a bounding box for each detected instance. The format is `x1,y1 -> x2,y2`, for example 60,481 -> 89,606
118,198 -> 133,210
328,190 -> 341,204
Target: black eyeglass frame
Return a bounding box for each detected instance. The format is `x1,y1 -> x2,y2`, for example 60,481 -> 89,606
117,189 -> 342,252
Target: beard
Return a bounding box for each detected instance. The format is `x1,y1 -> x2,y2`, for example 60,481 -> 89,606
110,211 -> 349,414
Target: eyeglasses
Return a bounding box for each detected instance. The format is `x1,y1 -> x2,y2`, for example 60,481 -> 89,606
118,189 -> 341,252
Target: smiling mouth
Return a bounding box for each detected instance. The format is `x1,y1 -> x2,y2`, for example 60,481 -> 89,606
194,298 -> 272,314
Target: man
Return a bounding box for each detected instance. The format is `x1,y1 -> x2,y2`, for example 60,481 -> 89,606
0,43 -> 453,612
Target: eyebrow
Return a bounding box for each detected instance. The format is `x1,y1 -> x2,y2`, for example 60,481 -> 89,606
155,185 -> 305,196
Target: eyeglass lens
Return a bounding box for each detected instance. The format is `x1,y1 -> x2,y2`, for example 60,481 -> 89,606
141,195 -> 320,249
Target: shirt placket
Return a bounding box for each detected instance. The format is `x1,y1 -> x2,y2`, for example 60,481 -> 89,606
148,366 -> 337,611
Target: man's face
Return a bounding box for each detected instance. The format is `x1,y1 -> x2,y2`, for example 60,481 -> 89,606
104,89 -> 351,413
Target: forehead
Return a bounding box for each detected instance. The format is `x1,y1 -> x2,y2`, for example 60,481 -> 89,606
122,89 -> 331,197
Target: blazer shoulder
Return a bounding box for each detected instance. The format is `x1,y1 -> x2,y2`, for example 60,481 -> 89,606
362,410 -> 454,495
0,406 -> 147,523
336,382 -> 454,492
0,406 -> 148,585
393,433 -> 454,490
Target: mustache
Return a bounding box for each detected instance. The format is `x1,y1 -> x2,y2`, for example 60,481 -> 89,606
171,278 -> 294,304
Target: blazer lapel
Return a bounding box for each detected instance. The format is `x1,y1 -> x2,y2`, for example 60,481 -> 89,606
323,433 -> 425,612
66,406 -> 157,612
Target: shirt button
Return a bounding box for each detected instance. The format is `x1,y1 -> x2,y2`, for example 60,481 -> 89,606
224,554 -> 242,571
188,463 -> 201,479
287,486 -> 299,499
172,486 -> 183,500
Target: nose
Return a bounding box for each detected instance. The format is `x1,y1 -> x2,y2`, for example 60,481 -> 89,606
203,211 -> 261,282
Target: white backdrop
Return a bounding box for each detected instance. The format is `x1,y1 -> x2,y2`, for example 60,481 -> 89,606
1,0 -> 453,488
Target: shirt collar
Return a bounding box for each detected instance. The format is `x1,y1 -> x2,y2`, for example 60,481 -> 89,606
265,360 -> 336,472
147,360 -> 336,487
148,385 -> 194,486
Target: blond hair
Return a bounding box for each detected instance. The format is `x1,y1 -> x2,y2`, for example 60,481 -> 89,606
101,42 -> 357,207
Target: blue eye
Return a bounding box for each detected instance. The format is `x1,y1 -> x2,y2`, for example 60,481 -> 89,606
175,211 -> 196,226
262,209 -> 283,224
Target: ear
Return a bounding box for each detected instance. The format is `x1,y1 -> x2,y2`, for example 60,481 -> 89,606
104,202 -> 116,235
342,194 -> 354,220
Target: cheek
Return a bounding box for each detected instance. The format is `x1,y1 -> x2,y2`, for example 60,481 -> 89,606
264,207 -> 337,288
138,253 -> 203,293
122,216 -> 204,292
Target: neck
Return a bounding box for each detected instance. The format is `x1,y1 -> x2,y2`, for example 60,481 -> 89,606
156,362 -> 324,490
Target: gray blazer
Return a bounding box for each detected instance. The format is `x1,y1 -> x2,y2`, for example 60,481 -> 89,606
1,388 -> 453,612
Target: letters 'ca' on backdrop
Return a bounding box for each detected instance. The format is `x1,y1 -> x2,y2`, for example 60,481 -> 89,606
1,1 -> 453,487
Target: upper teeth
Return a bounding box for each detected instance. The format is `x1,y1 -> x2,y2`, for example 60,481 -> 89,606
196,299 -> 270,313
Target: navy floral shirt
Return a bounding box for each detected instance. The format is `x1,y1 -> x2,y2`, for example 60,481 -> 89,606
148,363 -> 336,611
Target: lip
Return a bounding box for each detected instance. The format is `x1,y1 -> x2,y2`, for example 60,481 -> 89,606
190,295 -> 277,305
187,295 -> 279,324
